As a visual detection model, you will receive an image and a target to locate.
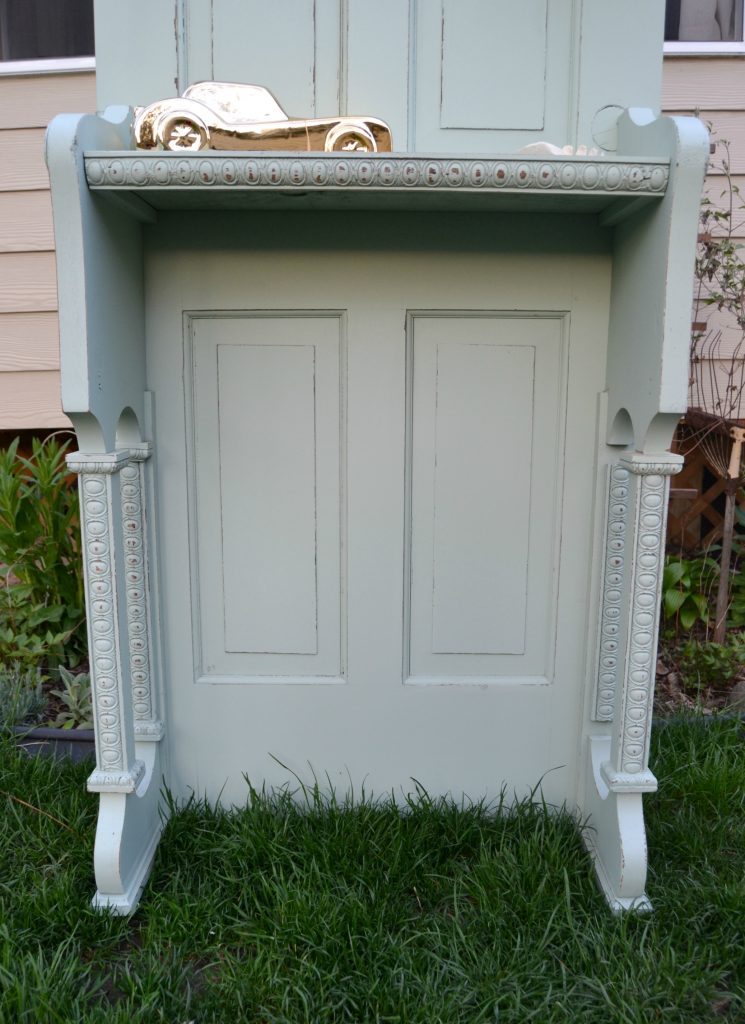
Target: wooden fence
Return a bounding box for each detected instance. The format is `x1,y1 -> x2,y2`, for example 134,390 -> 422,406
667,425 -> 745,552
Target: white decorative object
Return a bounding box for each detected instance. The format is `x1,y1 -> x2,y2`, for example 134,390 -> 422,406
517,142 -> 604,157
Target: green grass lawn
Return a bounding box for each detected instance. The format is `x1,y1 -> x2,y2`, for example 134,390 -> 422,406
0,718 -> 743,1023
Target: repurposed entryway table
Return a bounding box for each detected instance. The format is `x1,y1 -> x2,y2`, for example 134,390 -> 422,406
38,0 -> 718,929
45,104 -> 707,914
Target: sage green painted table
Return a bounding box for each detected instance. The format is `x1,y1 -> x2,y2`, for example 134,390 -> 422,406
46,105 -> 707,914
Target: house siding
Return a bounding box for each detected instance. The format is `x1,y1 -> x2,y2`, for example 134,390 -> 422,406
0,71 -> 95,430
0,58 -> 739,432
662,57 -> 745,224
663,56 -> 745,414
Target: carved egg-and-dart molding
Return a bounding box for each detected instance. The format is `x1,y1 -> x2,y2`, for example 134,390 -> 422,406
87,152 -> 669,197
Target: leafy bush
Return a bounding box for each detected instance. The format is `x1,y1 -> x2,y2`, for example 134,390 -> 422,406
722,510 -> 745,628
0,436 -> 86,670
677,637 -> 745,693
0,664 -> 45,730
49,667 -> 93,730
661,554 -> 718,633
727,583 -> 745,629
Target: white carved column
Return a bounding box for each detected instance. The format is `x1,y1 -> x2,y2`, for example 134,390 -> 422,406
600,451 -> 682,794
593,463 -> 631,722
68,452 -> 144,793
120,443 -> 163,742
584,451 -> 681,910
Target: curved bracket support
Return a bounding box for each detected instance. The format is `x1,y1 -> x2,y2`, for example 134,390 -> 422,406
605,108 -> 709,451
583,736 -> 653,912
46,107 -> 147,452
93,742 -> 164,914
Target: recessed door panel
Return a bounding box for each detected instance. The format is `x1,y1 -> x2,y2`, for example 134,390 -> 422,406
406,314 -> 564,683
440,0 -> 547,130
220,342 -> 318,656
188,313 -> 344,682
413,0 -> 577,152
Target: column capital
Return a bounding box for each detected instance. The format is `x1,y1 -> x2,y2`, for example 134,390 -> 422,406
67,450 -> 130,475
127,442 -> 153,463
619,451 -> 683,477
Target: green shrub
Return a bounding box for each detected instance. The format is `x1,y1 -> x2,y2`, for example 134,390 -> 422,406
0,436 -> 86,670
677,637 -> 745,693
724,517 -> 745,628
661,554 -> 718,633
0,663 -> 45,729
49,667 -> 93,730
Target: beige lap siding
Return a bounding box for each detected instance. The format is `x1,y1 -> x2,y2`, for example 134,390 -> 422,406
663,56 -> 745,182
0,71 -> 96,430
663,56 -> 745,412
663,57 -> 745,111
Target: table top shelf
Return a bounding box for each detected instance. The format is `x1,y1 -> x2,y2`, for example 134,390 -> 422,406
84,151 -> 669,221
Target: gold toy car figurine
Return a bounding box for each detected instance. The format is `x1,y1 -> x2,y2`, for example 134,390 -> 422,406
133,81 -> 393,153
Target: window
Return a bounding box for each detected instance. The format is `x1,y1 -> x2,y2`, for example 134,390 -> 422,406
665,0 -> 745,53
0,0 -> 94,73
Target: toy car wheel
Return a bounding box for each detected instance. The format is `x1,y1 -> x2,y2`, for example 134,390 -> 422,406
158,113 -> 209,151
324,122 -> 377,153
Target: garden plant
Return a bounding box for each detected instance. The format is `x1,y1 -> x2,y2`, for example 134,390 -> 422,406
0,436 -> 90,734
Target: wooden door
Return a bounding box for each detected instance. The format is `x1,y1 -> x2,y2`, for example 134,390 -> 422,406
147,234 -> 609,806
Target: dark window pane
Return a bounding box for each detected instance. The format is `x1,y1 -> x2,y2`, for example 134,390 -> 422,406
665,0 -> 683,39
665,0 -> 743,41
0,0 -> 94,61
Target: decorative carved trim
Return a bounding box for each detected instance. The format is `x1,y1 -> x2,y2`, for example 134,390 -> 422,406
67,451 -> 130,475
624,462 -> 680,476
119,444 -> 162,742
85,153 -> 670,197
594,464 -> 630,722
128,442 -> 152,463
600,762 -> 658,794
620,452 -> 683,477
618,472 -> 667,774
134,720 -> 165,740
67,452 -> 143,791
87,763 -> 145,794
607,456 -> 680,782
